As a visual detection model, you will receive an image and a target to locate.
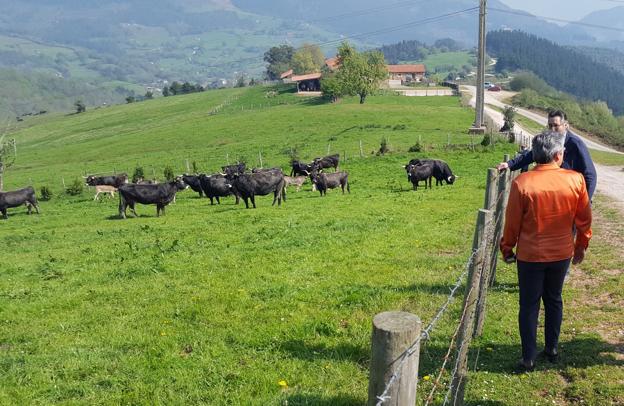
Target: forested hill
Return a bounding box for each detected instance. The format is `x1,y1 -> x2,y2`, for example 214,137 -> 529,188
487,30 -> 624,115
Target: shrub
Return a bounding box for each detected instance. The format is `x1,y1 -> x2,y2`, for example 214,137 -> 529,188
163,166 -> 175,181
132,166 -> 145,183
393,124 -> 407,131
481,133 -> 492,147
40,186 -> 53,201
408,142 -> 422,152
192,161 -> 199,174
65,178 -> 84,195
378,137 -> 390,155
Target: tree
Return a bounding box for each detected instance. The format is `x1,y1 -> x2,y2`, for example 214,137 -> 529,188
320,73 -> 344,102
125,96 -> 135,103
144,91 -> 154,99
235,75 -> 246,88
291,44 -> 325,74
500,106 -> 517,132
0,130 -> 17,191
162,86 -> 170,97
331,42 -> 387,104
74,100 -> 86,113
264,44 -> 295,80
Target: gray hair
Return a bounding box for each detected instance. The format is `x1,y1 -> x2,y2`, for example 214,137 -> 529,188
531,130 -> 565,164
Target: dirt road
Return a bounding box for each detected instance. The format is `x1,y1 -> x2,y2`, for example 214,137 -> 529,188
462,85 -> 624,210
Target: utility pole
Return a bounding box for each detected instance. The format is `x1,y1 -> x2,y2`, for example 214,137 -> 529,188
471,0 -> 487,134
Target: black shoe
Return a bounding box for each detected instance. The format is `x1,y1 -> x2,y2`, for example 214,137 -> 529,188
540,349 -> 559,363
514,359 -> 535,373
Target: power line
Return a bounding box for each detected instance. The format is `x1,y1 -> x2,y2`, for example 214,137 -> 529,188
489,7 -> 624,33
203,7 -> 479,70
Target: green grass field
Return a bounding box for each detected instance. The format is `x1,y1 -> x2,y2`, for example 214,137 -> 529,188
1,86 -> 622,405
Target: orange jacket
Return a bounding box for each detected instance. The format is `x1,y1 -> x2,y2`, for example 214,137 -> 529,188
500,163 -> 592,262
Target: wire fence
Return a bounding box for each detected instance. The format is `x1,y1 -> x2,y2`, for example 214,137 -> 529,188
369,156 -> 516,405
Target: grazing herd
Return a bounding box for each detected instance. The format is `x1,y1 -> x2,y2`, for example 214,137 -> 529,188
1,152 -> 457,220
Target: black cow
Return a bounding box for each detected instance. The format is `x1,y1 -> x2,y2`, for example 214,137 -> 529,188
311,171 -> 349,196
407,164 -> 433,190
85,173 -> 128,188
290,160 -> 313,177
221,163 -> 246,177
199,174 -> 239,205
404,159 -> 456,186
118,177 -> 187,218
0,186 -> 40,219
228,171 -> 285,209
312,154 -> 340,172
252,167 -> 284,174
182,174 -> 204,197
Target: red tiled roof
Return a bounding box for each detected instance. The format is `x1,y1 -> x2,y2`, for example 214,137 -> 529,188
387,64 -> 426,74
291,72 -> 322,81
325,57 -> 340,70
280,69 -> 293,79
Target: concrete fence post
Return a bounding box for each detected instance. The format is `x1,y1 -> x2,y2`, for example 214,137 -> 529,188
368,311 -> 421,406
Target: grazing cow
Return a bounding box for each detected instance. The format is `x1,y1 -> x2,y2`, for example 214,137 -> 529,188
118,177 -> 187,218
227,171 -> 285,209
182,174 -> 204,197
407,164 -> 433,190
199,174 -> 239,205
252,167 -> 284,174
221,163 -> 246,177
283,175 -> 307,192
312,153 -> 340,172
0,186 -> 39,219
85,173 -> 128,188
136,178 -> 158,184
310,171 -> 349,196
94,185 -> 117,200
290,160 -> 313,177
404,159 -> 456,186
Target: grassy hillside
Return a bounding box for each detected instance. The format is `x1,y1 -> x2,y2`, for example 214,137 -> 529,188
1,86 -> 622,405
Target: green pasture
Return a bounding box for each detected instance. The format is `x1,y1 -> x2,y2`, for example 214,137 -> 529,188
1,86 -> 622,405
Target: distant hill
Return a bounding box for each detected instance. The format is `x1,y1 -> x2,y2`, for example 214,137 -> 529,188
573,46 -> 624,76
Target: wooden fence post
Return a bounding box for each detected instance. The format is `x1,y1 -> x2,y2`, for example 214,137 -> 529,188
450,209 -> 492,406
474,169 -> 498,337
368,311 -> 421,406
360,140 -> 364,158
489,156 -> 512,287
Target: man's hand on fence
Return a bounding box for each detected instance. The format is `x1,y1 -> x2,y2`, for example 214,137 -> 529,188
572,248 -> 585,265
496,162 -> 509,171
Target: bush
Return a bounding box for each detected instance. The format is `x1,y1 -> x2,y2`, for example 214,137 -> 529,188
378,137 -> 390,155
408,142 -> 422,152
132,166 -> 145,183
480,133 -> 492,147
65,178 -> 84,196
163,166 -> 175,181
40,186 -> 53,201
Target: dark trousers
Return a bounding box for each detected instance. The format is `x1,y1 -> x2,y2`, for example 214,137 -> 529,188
517,258 -> 570,362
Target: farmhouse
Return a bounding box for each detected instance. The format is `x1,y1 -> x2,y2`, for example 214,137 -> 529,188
387,64 -> 426,86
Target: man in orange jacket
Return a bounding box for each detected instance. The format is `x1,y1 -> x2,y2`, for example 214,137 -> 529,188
500,130 -> 592,372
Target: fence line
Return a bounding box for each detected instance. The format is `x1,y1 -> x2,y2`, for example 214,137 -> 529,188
369,155 -> 514,405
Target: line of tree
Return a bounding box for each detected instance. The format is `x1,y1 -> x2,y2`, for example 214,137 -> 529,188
263,44 -> 326,80
163,81 -> 204,97
377,38 -> 467,64
487,30 -> 624,115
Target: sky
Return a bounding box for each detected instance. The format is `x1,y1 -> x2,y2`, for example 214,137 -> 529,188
499,0 -> 616,22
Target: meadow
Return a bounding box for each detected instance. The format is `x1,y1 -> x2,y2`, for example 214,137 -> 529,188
1,86 -> 622,405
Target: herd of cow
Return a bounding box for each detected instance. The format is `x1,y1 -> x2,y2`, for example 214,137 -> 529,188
0,153 -> 456,219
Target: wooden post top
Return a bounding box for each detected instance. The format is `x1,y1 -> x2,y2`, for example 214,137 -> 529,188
373,312 -> 421,333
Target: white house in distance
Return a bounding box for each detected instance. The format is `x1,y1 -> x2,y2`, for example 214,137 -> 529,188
387,64 -> 426,86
